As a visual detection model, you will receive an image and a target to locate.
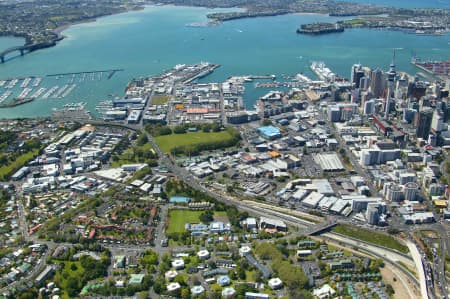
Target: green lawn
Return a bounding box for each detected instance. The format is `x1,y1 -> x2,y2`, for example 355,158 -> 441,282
112,142 -> 155,167
155,131 -> 235,153
333,224 -> 409,254
167,210 -> 203,233
53,261 -> 84,299
0,149 -> 39,180
151,95 -> 169,105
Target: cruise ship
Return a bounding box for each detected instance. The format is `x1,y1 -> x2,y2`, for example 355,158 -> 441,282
310,61 -> 336,82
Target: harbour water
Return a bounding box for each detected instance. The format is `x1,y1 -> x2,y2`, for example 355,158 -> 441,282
0,5 -> 449,118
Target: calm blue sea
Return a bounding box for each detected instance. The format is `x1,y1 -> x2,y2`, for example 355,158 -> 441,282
0,5 -> 449,118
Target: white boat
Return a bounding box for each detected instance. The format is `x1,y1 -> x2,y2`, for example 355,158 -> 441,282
61,84 -> 76,98
42,85 -> 59,99
32,77 -> 42,87
20,77 -> 32,88
52,85 -> 69,98
6,79 -> 18,89
17,87 -> 33,99
31,87 -> 47,98
0,90 -> 12,103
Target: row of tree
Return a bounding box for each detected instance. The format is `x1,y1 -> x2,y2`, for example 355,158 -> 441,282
146,122 -> 222,137
171,127 -> 241,156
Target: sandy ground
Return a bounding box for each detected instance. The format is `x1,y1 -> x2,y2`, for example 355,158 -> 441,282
381,265 -> 421,299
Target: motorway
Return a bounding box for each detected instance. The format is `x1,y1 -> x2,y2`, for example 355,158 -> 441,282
407,240 -> 430,299
145,131 -> 424,293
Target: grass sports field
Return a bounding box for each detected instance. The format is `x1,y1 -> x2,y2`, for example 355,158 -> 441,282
167,210 -> 203,233
155,131 -> 235,153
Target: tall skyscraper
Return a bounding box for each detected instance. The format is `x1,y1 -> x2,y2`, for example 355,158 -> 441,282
385,54 -> 396,120
370,68 -> 385,98
351,64 -> 362,87
416,108 -> 433,139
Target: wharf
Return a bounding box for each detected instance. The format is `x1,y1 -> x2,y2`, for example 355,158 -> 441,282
182,64 -> 220,84
0,97 -> 35,108
247,75 -> 276,80
255,81 -> 307,88
47,69 -> 124,78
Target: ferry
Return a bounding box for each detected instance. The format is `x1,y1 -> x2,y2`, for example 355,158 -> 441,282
310,61 -> 336,82
32,77 -> 42,87
31,87 -> 47,98
42,85 -> 59,99
0,80 -> 6,87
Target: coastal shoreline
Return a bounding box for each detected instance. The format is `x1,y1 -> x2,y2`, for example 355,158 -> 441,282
0,5 -> 147,55
53,5 -> 147,37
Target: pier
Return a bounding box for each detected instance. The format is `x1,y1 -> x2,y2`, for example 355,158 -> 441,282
255,81 -> 308,88
46,69 -> 124,80
247,75 -> 276,80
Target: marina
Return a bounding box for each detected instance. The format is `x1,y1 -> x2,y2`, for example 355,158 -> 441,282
61,84 -> 77,98
42,85 -> 59,99
46,69 -> 124,80
0,5 -> 448,119
32,77 -> 42,87
20,77 -> 32,88
52,85 -> 69,98
17,87 -> 33,99
30,87 -> 47,98
6,79 -> 18,89
0,90 -> 12,104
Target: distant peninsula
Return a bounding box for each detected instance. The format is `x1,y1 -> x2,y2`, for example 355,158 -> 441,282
0,0 -> 145,51
297,23 -> 345,35
0,0 -> 448,59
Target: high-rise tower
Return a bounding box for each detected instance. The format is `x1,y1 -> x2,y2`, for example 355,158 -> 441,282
385,52 -> 396,120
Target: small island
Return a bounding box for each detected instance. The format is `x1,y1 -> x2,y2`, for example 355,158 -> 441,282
297,22 -> 345,35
